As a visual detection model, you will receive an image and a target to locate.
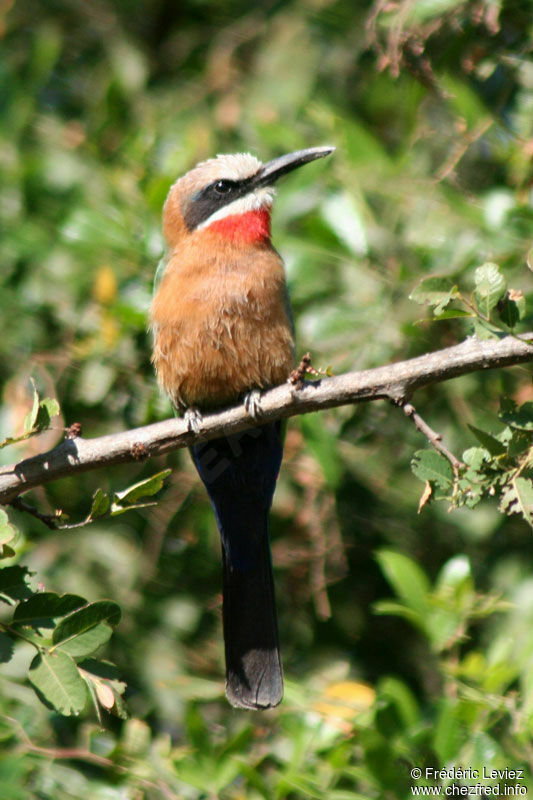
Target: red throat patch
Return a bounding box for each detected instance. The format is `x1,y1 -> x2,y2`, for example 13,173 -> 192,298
206,208 -> 271,244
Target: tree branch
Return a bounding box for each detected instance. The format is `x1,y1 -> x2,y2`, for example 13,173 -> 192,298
1,334 -> 532,504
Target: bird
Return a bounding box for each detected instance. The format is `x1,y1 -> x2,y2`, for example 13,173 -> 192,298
150,145 -> 335,709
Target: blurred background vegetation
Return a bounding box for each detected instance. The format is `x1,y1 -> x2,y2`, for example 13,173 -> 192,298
1,0 -> 533,797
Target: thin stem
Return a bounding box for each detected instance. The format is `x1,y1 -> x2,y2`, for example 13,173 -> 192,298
400,400 -> 464,476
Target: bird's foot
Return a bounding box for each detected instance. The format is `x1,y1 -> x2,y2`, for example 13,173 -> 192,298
243,389 -> 264,420
184,407 -> 203,434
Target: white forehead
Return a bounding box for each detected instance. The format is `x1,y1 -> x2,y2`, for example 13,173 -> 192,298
192,152 -> 262,182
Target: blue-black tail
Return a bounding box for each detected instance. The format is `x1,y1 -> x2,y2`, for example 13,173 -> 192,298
190,422 -> 283,709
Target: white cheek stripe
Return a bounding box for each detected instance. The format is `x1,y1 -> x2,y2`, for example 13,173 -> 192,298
197,187 -> 275,231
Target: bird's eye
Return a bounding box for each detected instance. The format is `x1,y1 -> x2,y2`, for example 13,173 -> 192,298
214,180 -> 233,194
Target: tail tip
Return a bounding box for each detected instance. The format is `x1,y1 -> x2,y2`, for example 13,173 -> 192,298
226,672 -> 283,711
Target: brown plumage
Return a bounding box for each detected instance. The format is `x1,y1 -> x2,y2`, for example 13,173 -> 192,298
151,229 -> 295,410
150,147 -> 334,709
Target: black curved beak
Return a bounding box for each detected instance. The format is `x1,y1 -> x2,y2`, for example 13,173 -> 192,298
253,145 -> 335,188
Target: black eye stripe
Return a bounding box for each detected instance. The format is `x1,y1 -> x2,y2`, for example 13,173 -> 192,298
183,175 -> 254,231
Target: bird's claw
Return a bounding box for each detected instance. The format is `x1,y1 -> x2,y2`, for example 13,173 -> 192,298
184,407 -> 203,434
244,389 -> 264,420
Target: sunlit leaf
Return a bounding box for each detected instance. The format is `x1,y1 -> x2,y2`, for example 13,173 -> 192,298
462,447 -> 490,471
28,651 -> 87,715
474,263 -> 506,316
0,510 -> 17,547
432,308 -> 472,320
376,550 -> 431,617
34,396 -> 60,431
321,192 -> 368,256
23,379 -> 40,433
409,276 -> 457,307
52,601 -> 121,648
55,622 -> 113,657
113,469 -> 171,505
435,555 -> 471,591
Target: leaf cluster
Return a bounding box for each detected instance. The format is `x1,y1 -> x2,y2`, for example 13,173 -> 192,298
0,567 -> 124,720
411,263 -> 533,527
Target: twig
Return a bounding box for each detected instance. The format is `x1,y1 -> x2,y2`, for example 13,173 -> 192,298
9,497 -> 62,530
3,715 -> 181,798
399,401 -> 464,475
434,117 -> 493,183
0,334 -> 532,504
4,714 -> 115,768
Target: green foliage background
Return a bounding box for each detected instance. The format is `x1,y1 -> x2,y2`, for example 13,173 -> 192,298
1,0 -> 533,797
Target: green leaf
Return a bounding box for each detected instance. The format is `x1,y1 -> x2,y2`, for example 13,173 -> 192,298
84,472 -> 171,524
508,429 -> 531,459
469,316 -> 502,340
13,593 -> 86,625
432,308 -> 473,320
376,676 -> 419,728
467,425 -> 506,456
113,469 -> 171,505
28,651 -> 87,715
499,477 -> 533,527
409,276 -> 457,308
462,447 -> 490,471
0,510 -> 17,547
376,550 -> 431,617
88,488 -> 111,519
0,565 -> 34,603
23,379 -> 40,433
321,191 -> 367,256
474,262 -> 506,316
499,401 -> 533,431
118,718 -> 151,756
372,600 -> 423,627
497,294 -> 520,329
57,622 -> 113,657
52,600 -> 121,648
411,449 -> 454,489
4,380 -> 60,447
34,396 -> 60,431
0,632 -> 14,663
433,701 -> 466,763
435,555 -> 472,592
